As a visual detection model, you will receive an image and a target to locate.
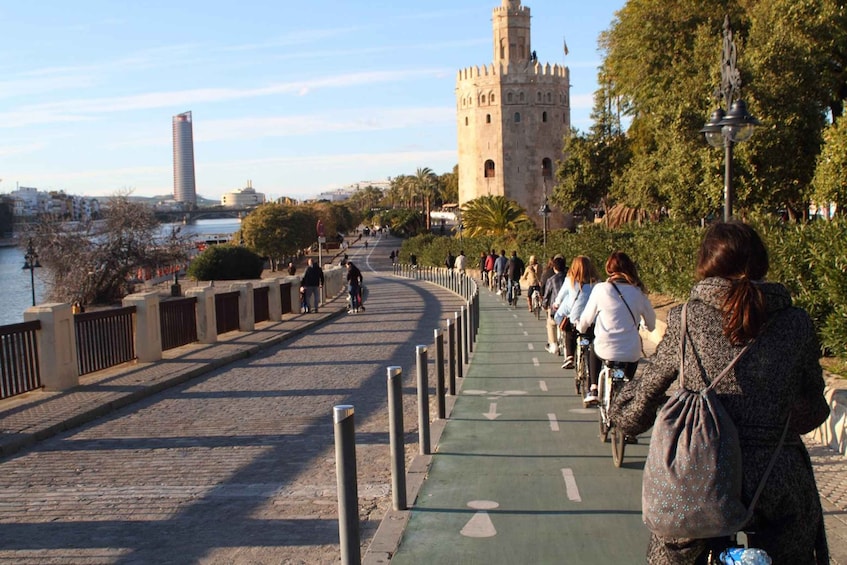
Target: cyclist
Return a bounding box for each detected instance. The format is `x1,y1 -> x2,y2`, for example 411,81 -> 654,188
577,251 -> 655,402
520,255 -> 541,312
506,251 -> 525,305
552,256 -> 601,403
493,250 -> 508,295
542,256 -> 567,354
485,250 -> 497,290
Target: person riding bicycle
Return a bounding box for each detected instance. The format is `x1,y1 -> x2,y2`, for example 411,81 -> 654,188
542,256 -> 567,354
493,250 -> 508,295
577,251 -> 655,403
505,251 -> 525,304
521,255 -> 541,312
553,255 -> 601,362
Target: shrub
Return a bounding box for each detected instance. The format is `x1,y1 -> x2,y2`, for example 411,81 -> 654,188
187,245 -> 265,281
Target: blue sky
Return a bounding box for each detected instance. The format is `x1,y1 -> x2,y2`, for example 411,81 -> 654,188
0,0 -> 625,202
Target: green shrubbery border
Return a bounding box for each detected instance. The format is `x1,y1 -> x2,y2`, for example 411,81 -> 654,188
401,218 -> 847,358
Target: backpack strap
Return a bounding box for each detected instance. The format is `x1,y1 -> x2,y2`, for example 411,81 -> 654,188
680,303 -> 792,525
680,303 -> 751,391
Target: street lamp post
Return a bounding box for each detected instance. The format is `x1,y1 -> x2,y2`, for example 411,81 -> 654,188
22,239 -> 41,307
700,16 -> 760,222
539,198 -> 551,256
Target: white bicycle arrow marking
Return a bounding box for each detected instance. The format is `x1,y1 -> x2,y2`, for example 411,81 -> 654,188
483,402 -> 501,420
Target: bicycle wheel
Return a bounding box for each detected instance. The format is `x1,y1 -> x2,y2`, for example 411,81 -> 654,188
598,370 -> 610,442
535,300 -> 541,320
611,427 -> 625,467
575,349 -> 588,395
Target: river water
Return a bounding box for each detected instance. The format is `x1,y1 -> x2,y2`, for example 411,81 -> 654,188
0,218 -> 241,327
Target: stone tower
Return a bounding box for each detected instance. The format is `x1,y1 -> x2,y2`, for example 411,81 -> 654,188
456,0 -> 570,225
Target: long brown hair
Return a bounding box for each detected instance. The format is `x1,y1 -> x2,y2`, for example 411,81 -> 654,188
696,221 -> 768,344
605,251 -> 646,292
567,256 -> 601,289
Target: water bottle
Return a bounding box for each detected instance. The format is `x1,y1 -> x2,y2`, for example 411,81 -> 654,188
719,547 -> 772,564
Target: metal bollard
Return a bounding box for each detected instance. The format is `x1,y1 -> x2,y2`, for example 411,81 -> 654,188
446,318 -> 456,395
416,345 -> 431,455
462,305 -> 470,360
455,311 -> 463,379
333,405 -> 361,565
434,329 -> 446,419
466,300 -> 473,354
387,367 -> 406,511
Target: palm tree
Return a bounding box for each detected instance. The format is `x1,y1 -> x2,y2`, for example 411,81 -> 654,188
413,167 -> 437,231
460,195 -> 532,236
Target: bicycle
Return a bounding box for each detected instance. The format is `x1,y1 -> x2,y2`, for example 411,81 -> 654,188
597,359 -> 630,468
530,287 -> 542,320
506,280 -> 519,308
573,331 -> 591,396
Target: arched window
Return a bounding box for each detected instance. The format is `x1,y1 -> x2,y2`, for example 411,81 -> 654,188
542,111 -> 548,123
537,92 -> 542,102
481,94 -> 486,104
519,92 -> 525,103
542,158 -> 553,179
486,114 -> 491,124
484,160 -> 496,178
491,94 -> 496,104
465,117 -> 469,126
508,92 -> 513,103
547,92 -> 552,103
514,112 -> 521,123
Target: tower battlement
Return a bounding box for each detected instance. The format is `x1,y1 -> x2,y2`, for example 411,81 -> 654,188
456,62 -> 568,84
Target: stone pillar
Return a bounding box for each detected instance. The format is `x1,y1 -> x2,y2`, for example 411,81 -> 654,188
186,286 -> 217,344
24,303 -> 79,391
231,282 -> 255,332
123,292 -> 162,363
265,278 -> 282,321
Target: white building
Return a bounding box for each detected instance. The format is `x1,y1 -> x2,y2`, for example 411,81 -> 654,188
221,181 -> 266,208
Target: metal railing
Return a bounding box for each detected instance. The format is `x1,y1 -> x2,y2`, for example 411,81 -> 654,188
0,321 -> 42,400
215,291 -> 240,335
75,307 -> 136,376
253,286 -> 270,323
160,297 -> 198,351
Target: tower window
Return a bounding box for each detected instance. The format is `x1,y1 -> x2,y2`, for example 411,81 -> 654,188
537,92 -> 542,102
519,92 -> 525,103
542,158 -> 553,179
486,114 -> 491,124
491,94 -> 496,104
547,92 -> 552,103
508,92 -> 513,103
465,117 -> 469,126
484,160 -> 496,178
514,112 -> 521,123
542,111 -> 548,123
481,94 -> 486,104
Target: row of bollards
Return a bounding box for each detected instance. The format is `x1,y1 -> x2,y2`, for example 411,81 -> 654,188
333,266 -> 480,564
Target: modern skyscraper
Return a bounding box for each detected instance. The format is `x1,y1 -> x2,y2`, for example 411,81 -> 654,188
172,111 -> 197,206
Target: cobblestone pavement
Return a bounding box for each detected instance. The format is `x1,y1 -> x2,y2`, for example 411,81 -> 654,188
0,238 -> 467,564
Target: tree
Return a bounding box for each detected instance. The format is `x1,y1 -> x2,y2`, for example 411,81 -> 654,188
25,194 -> 189,305
240,203 -> 315,268
411,167 -> 438,230
438,166 -> 459,205
187,245 -> 265,281
598,0 -> 847,220
813,115 -> 847,215
460,195 -> 532,237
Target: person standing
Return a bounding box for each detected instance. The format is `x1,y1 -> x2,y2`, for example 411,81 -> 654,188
445,250 -> 456,274
610,222 -> 829,563
301,258 -> 324,313
287,262 -> 297,276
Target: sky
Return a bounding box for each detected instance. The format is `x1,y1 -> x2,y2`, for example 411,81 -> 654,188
0,0 -> 625,202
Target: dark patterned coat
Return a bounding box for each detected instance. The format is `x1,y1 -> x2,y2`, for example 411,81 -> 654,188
611,277 -> 830,564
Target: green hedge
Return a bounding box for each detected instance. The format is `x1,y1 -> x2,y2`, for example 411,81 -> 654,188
187,245 -> 266,281
401,218 -> 847,357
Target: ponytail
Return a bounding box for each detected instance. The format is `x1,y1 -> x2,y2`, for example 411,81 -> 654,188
721,277 -> 766,345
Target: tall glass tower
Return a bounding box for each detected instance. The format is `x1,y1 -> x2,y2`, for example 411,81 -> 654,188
172,111 -> 197,206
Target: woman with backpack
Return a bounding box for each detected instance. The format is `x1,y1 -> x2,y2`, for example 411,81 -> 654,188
610,222 -> 829,563
577,251 -> 655,403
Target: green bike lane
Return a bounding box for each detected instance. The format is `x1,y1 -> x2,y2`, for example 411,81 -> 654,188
390,289 -> 652,564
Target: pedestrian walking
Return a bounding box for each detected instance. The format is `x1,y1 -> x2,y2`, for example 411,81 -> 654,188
301,258 -> 324,313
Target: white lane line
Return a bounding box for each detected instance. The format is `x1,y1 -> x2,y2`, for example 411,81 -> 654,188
539,380 -> 547,391
527,343 -> 535,351
533,358 -> 540,367
548,413 -> 559,431
512,314 -> 517,318
561,469 -> 582,502
523,331 -> 529,336
517,322 -> 524,327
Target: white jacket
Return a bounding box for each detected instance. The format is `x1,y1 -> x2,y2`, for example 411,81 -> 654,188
577,280 -> 656,363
